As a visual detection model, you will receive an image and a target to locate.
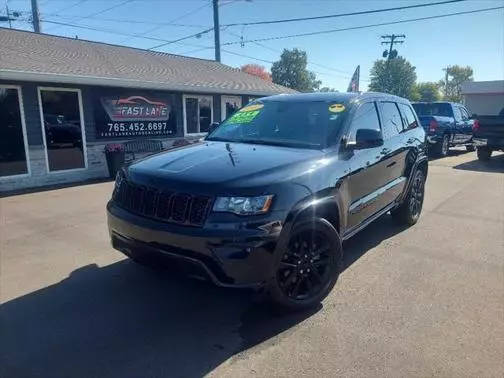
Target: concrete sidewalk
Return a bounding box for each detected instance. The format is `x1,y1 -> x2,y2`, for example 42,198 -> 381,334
1,151 -> 503,377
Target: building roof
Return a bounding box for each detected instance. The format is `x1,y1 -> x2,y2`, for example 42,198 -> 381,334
461,80 -> 504,95
0,28 -> 295,96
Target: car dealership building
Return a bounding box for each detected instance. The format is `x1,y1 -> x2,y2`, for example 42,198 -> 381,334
0,28 -> 292,193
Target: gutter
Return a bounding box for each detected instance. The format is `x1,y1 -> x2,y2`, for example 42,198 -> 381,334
0,69 -> 289,97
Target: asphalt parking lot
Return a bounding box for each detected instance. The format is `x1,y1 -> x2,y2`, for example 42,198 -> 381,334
1,150 -> 503,378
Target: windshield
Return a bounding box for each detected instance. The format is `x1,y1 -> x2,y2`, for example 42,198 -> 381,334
206,100 -> 347,149
412,103 -> 453,117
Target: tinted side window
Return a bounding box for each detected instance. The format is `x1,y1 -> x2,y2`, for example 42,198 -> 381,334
398,103 -> 418,130
453,106 -> 463,122
380,102 -> 403,139
348,102 -> 381,143
459,107 -> 470,120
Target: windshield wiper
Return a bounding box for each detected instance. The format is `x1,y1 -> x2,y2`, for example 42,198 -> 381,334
239,138 -> 320,149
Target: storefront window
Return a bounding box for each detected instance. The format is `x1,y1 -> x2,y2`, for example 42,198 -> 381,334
184,95 -> 213,134
0,86 -> 29,178
39,88 -> 86,172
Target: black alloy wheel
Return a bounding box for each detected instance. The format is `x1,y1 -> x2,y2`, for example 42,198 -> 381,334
277,230 -> 332,300
408,170 -> 425,220
391,168 -> 426,226
269,220 -> 341,311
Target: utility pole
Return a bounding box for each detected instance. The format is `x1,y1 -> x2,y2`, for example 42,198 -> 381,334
212,0 -> 221,62
31,0 -> 41,33
381,34 -> 405,60
5,0 -> 12,28
443,67 -> 449,98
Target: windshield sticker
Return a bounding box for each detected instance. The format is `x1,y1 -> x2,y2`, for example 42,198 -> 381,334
329,104 -> 345,113
239,103 -> 264,112
227,110 -> 260,124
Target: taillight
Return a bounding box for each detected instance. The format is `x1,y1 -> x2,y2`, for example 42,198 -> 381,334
472,119 -> 480,132
429,119 -> 438,132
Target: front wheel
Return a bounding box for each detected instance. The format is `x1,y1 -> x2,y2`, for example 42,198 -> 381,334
466,144 -> 475,152
268,219 -> 342,312
391,169 -> 426,226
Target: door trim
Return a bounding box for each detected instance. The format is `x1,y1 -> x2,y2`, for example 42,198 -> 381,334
37,86 -> 88,174
0,84 -> 31,180
348,176 -> 406,215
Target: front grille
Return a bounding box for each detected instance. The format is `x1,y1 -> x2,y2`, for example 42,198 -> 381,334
113,179 -> 212,227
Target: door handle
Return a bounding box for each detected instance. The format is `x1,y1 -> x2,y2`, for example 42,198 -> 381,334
380,148 -> 391,155
386,161 -> 396,168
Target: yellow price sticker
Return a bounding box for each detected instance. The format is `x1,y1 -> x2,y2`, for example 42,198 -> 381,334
240,103 -> 264,112
329,104 -> 345,113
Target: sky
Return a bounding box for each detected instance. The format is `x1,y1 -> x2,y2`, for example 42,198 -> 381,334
2,0 -> 503,91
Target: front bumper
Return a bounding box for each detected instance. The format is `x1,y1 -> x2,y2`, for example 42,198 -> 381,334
107,201 -> 285,288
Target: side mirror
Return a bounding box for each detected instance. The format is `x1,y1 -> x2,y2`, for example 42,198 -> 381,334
208,122 -> 220,134
353,128 -> 383,149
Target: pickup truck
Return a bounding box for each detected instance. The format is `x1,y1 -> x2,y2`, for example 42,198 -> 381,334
412,102 -> 474,156
472,107 -> 504,161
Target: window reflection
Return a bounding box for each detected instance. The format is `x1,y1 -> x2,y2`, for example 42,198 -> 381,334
0,87 -> 28,177
40,90 -> 86,171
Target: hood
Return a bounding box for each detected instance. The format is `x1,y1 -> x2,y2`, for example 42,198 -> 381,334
127,141 -> 326,192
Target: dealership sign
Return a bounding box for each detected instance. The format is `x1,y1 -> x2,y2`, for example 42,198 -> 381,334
95,94 -> 177,138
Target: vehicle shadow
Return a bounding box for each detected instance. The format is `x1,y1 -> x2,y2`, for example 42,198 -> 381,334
427,148 -> 470,162
342,214 -> 407,272
0,216 -> 406,378
452,153 -> 504,173
0,259 -> 318,378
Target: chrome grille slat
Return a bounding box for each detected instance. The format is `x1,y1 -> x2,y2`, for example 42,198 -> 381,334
115,181 -> 211,227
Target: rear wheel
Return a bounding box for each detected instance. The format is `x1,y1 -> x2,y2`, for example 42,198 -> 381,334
433,134 -> 450,157
391,169 -> 426,226
477,147 -> 492,161
268,219 -> 342,312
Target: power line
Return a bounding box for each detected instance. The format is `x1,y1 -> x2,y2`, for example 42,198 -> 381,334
221,6 -> 504,46
147,27 -> 214,50
40,19 -> 211,50
222,0 -> 467,27
221,48 -> 369,82
39,13 -> 209,28
45,0 -> 134,32
51,0 -> 88,15
224,29 -> 363,80
117,1 -> 211,45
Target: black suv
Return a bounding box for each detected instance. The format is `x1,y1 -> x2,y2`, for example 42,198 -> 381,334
107,92 -> 427,311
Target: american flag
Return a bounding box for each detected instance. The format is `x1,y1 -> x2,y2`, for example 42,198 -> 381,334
347,65 -> 360,92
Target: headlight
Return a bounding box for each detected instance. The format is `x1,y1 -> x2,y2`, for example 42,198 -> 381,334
213,195 -> 274,215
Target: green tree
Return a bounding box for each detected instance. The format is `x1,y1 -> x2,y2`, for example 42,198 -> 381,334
319,87 -> 338,92
412,82 -> 441,102
439,65 -> 473,102
271,48 -> 321,92
368,57 -> 417,99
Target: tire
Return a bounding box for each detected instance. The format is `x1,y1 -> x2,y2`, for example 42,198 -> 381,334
432,134 -> 450,157
391,169 -> 426,226
268,219 -> 342,312
466,145 -> 475,152
477,147 -> 492,161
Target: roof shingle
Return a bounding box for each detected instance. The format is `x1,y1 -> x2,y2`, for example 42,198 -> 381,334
0,28 -> 295,96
